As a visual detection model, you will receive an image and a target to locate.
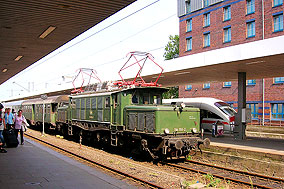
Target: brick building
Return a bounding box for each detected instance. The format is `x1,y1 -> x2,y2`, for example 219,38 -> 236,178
177,0 -> 284,125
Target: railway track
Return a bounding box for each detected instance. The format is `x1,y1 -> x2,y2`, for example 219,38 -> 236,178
24,133 -> 165,189
166,159 -> 284,189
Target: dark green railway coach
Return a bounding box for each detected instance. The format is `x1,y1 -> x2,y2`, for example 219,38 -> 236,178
22,95 -> 69,128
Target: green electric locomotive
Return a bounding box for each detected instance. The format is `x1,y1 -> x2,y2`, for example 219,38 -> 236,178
55,86 -> 210,160
21,51 -> 210,160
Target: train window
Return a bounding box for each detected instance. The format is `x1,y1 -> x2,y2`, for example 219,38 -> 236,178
91,97 -> 97,109
86,98 -> 91,109
105,97 -> 110,108
76,99 -> 80,109
208,111 -> 222,119
46,105 -> 50,112
200,109 -> 222,120
97,97 -> 103,108
51,103 -> 57,113
81,98 -> 86,109
143,94 -> 150,104
132,94 -> 139,104
153,95 -> 161,105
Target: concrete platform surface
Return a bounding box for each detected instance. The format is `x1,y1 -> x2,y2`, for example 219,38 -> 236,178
0,138 -> 136,189
205,134 -> 284,156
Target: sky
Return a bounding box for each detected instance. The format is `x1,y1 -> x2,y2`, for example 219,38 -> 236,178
0,0 -> 179,101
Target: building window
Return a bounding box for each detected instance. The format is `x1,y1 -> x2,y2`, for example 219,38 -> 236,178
247,103 -> 259,119
247,79 -> 256,85
186,19 -> 192,32
224,27 -> 231,43
203,83 -> 210,89
223,6 -> 231,21
246,20 -> 255,38
273,0 -> 283,7
185,85 -> 192,90
203,0 -> 209,7
203,32 -> 210,47
274,77 -> 284,84
271,103 -> 284,119
273,13 -> 283,32
186,0 -> 191,13
223,81 -> 232,87
186,37 -> 192,51
204,13 -> 210,27
246,0 -> 255,15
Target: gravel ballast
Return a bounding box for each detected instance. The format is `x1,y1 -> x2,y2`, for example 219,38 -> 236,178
24,129 -> 244,188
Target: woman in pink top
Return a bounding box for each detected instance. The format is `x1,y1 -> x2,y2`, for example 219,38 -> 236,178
14,110 -> 26,145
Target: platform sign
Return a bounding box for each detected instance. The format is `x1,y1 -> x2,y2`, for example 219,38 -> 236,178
242,108 -> 251,123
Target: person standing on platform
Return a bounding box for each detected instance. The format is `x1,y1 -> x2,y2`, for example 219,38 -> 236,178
0,104 -> 7,153
4,108 -> 14,130
14,110 -> 28,145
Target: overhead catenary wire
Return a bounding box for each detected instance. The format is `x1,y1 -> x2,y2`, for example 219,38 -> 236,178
62,13 -> 175,68
30,11 -> 175,88
33,45 -> 165,88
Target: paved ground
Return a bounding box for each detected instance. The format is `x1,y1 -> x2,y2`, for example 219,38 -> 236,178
0,138 -> 136,189
204,133 -> 284,155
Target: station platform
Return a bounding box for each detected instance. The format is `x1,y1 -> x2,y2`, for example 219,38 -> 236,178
0,138 -> 135,189
204,133 -> 284,156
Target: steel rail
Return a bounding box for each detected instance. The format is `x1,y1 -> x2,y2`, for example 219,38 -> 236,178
24,133 -> 165,189
186,159 -> 284,182
166,161 -> 284,189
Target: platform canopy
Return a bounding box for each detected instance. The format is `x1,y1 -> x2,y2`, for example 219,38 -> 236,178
0,0 -> 136,84
141,35 -> 284,86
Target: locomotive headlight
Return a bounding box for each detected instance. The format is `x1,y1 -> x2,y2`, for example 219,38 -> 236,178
192,128 -> 198,134
164,128 -> 170,135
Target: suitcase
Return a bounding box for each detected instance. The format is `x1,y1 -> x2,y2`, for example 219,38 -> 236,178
3,129 -> 19,148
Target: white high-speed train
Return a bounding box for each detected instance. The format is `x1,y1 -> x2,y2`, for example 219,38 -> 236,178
163,97 -> 236,133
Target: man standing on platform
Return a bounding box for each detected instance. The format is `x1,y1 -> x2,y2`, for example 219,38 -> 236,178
3,108 -> 14,130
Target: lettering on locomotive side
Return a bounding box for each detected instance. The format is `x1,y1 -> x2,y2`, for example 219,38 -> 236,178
189,116 -> 196,120
174,128 -> 186,132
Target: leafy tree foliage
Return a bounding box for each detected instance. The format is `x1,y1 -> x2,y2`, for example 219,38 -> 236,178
162,86 -> 179,99
163,35 -> 179,60
162,35 -> 179,99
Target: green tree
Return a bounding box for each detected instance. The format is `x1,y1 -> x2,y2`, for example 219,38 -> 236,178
162,86 -> 179,99
162,35 -> 179,99
163,35 -> 179,60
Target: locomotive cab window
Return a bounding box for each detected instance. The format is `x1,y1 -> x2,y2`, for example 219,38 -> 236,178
143,94 -> 150,104
153,95 -> 161,105
132,94 -> 139,104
